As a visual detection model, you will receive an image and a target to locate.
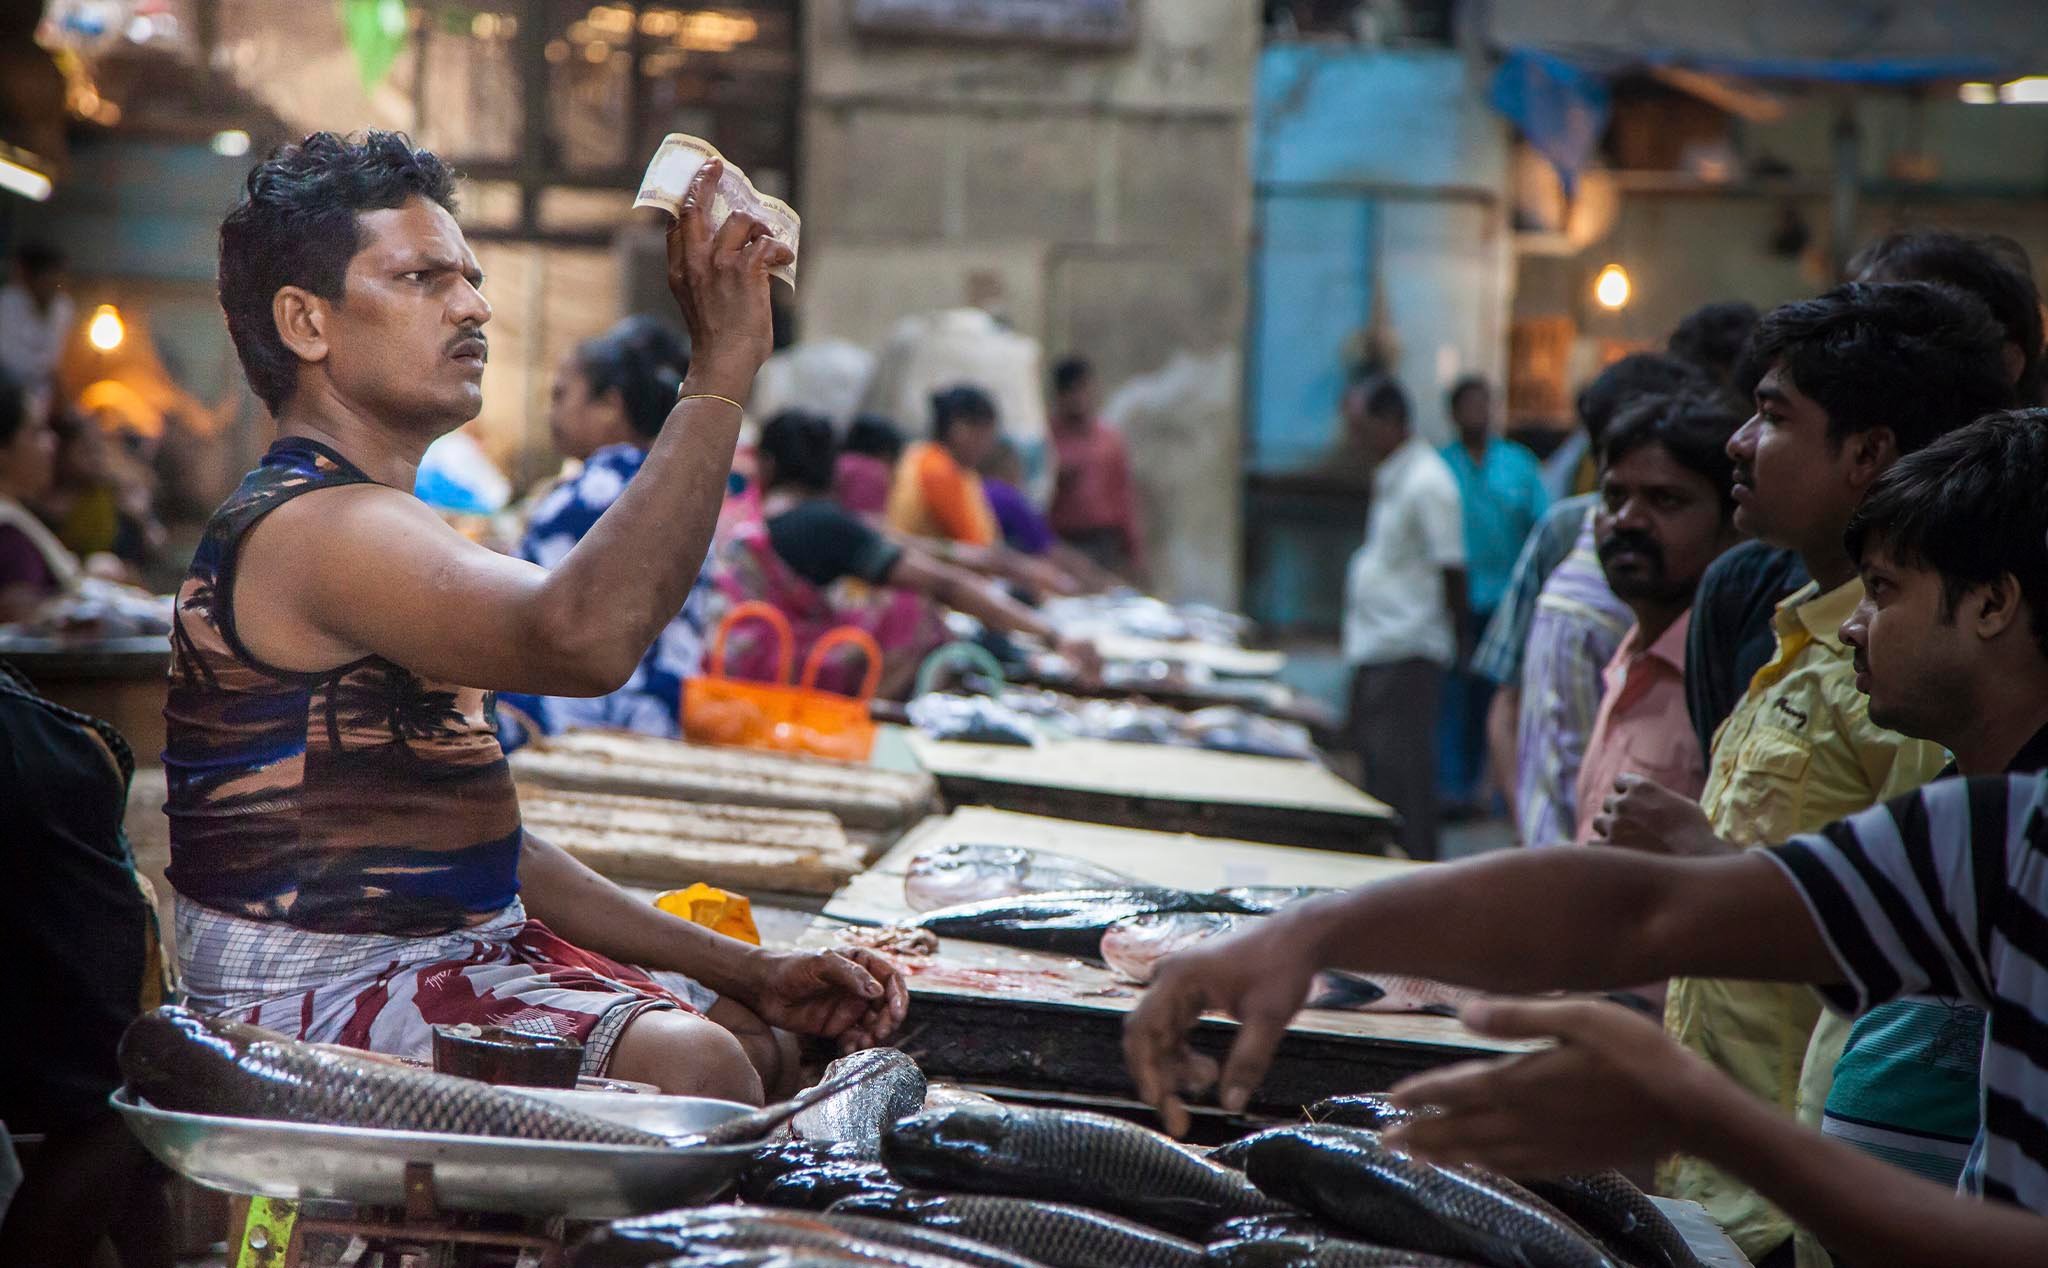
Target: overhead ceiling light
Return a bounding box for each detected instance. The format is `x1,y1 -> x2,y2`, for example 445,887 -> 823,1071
0,154 -> 53,202
1594,263 -> 1632,311
211,129 -> 251,157
88,305 -> 127,352
1999,76 -> 2048,104
1958,81 -> 1998,105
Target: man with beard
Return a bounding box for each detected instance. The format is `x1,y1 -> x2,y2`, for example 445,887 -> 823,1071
1569,393 -> 1743,844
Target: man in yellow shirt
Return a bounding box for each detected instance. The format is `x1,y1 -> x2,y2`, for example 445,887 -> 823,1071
1592,281 -> 2013,1266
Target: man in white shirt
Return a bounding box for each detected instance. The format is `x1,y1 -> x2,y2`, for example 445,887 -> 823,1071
1341,375 -> 1469,859
0,243 -> 75,390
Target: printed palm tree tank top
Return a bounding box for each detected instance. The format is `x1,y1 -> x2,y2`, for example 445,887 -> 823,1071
164,437 -> 522,935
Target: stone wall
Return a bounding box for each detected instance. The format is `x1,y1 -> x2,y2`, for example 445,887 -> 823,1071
796,0 -> 1259,606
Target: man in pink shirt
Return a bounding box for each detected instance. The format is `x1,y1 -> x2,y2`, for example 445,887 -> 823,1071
1047,357 -> 1146,584
1572,392 -> 1746,843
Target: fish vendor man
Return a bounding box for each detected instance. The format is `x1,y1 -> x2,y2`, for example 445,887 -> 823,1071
160,132 -> 905,1103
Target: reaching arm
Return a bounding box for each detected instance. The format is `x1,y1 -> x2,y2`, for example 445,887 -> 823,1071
1385,1000 -> 2048,1268
1122,846 -> 1837,1133
242,161 -> 790,697
887,548 -> 1102,679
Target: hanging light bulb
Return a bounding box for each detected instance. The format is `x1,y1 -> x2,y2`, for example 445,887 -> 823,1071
1594,263 -> 1632,311
88,305 -> 126,352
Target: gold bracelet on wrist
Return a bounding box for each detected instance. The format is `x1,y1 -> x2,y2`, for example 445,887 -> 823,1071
676,391 -> 744,413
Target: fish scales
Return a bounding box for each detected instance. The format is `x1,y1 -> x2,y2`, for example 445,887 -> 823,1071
1518,1174 -> 1701,1268
793,1048 -> 927,1160
905,844 -> 1139,912
575,1207 -> 1043,1268
834,1190 -> 1205,1268
759,1162 -> 910,1210
1206,1237 -> 1487,1268
1306,1096 -> 1419,1132
120,1007 -> 665,1145
1235,1128 -> 1618,1268
884,1105 -> 1292,1238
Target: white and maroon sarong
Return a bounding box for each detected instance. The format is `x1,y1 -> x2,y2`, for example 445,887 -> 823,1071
175,896 -> 716,1077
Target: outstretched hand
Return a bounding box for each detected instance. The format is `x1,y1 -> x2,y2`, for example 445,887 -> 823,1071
1121,912 -> 1322,1136
1385,998 -> 1716,1177
741,948 -> 909,1053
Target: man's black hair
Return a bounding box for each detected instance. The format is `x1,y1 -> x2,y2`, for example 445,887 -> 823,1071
218,131 -> 459,413
576,315 -> 688,439
15,241 -> 63,277
1667,301 -> 1761,389
1353,373 -> 1409,426
1742,281 -> 2013,455
930,384 -> 997,441
844,414 -> 904,461
1052,357 -> 1092,396
0,367 -> 26,448
757,409 -> 837,494
1574,353 -> 1707,446
1845,409 -> 2048,660
1598,390 -> 1744,513
1850,229 -> 2044,401
1447,375 -> 1489,413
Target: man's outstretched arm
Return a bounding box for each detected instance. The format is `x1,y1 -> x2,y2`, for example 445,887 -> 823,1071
1388,1000 -> 2048,1268
254,160 -> 792,697
1122,846 -> 1837,1134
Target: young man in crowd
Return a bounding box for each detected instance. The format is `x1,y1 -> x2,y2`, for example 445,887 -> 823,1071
1588,282 -> 2012,1264
1120,412 -> 2048,1268
1685,231 -> 2043,757
1471,353 -> 1702,846
1438,375 -> 1548,815
1340,375 -> 1466,861
1046,356 -> 1146,584
160,132 -> 903,1106
1791,411 -> 2048,1265
1570,392 -> 1744,844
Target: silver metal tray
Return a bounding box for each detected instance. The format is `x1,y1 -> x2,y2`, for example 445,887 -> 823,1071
112,1087 -> 757,1219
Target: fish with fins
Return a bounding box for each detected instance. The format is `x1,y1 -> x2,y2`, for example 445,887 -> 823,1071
793,1048 -> 927,1160
1230,1127 -> 1618,1268
904,844 -> 1140,912
833,1190 -> 1205,1268
1205,1238 -> 1487,1268
1518,1173 -> 1702,1268
883,1104 -> 1292,1238
573,1206 -> 1045,1268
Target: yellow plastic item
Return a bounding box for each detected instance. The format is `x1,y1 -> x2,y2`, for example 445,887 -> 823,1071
655,883 -> 760,945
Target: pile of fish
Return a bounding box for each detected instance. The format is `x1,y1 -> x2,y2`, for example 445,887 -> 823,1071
577,1071 -> 1703,1268
900,847 -> 1478,1016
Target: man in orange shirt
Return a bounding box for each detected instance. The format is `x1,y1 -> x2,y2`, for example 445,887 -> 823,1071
887,384 -> 1000,546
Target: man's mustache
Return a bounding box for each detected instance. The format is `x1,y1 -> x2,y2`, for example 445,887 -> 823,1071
1598,530 -> 1665,571
446,327 -> 489,359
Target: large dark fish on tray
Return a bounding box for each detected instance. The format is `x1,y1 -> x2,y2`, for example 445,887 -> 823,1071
1206,1237 -> 1486,1268
1518,1173 -> 1701,1268
1305,1095 -> 1420,1132
120,1006 -> 668,1146
833,1190 -> 1205,1268
1232,1128 -> 1617,1268
793,1048 -> 927,1160
573,1206 -> 1044,1268
883,1104 -> 1291,1238
905,844 -> 1140,912
914,889 -> 1283,959
122,1005 -> 895,1150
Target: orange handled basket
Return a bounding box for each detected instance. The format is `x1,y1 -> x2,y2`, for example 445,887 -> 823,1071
682,601 -> 882,762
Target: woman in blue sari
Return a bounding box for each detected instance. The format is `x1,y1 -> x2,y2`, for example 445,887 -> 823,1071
498,317 -> 713,745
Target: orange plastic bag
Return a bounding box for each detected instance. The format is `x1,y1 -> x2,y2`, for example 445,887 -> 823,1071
654,883 -> 761,945
682,601 -> 882,762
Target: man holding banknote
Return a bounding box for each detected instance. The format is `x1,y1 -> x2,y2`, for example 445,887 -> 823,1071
157,131 -> 903,1103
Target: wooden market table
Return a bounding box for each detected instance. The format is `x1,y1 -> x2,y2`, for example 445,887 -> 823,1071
812,807 -> 1531,1111
898,729 -> 1397,853
0,633 -> 171,764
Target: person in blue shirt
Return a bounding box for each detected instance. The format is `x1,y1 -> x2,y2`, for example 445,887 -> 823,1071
1439,376 -> 1549,812
497,316 -> 712,746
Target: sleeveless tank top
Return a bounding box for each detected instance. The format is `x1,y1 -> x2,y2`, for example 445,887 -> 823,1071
164,438 -> 522,936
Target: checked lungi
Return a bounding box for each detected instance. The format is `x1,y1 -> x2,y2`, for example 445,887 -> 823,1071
175,896 -> 717,1077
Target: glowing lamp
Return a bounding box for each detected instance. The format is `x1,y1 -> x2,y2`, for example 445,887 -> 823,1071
88,305 -> 126,352
1594,263 -> 1632,311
